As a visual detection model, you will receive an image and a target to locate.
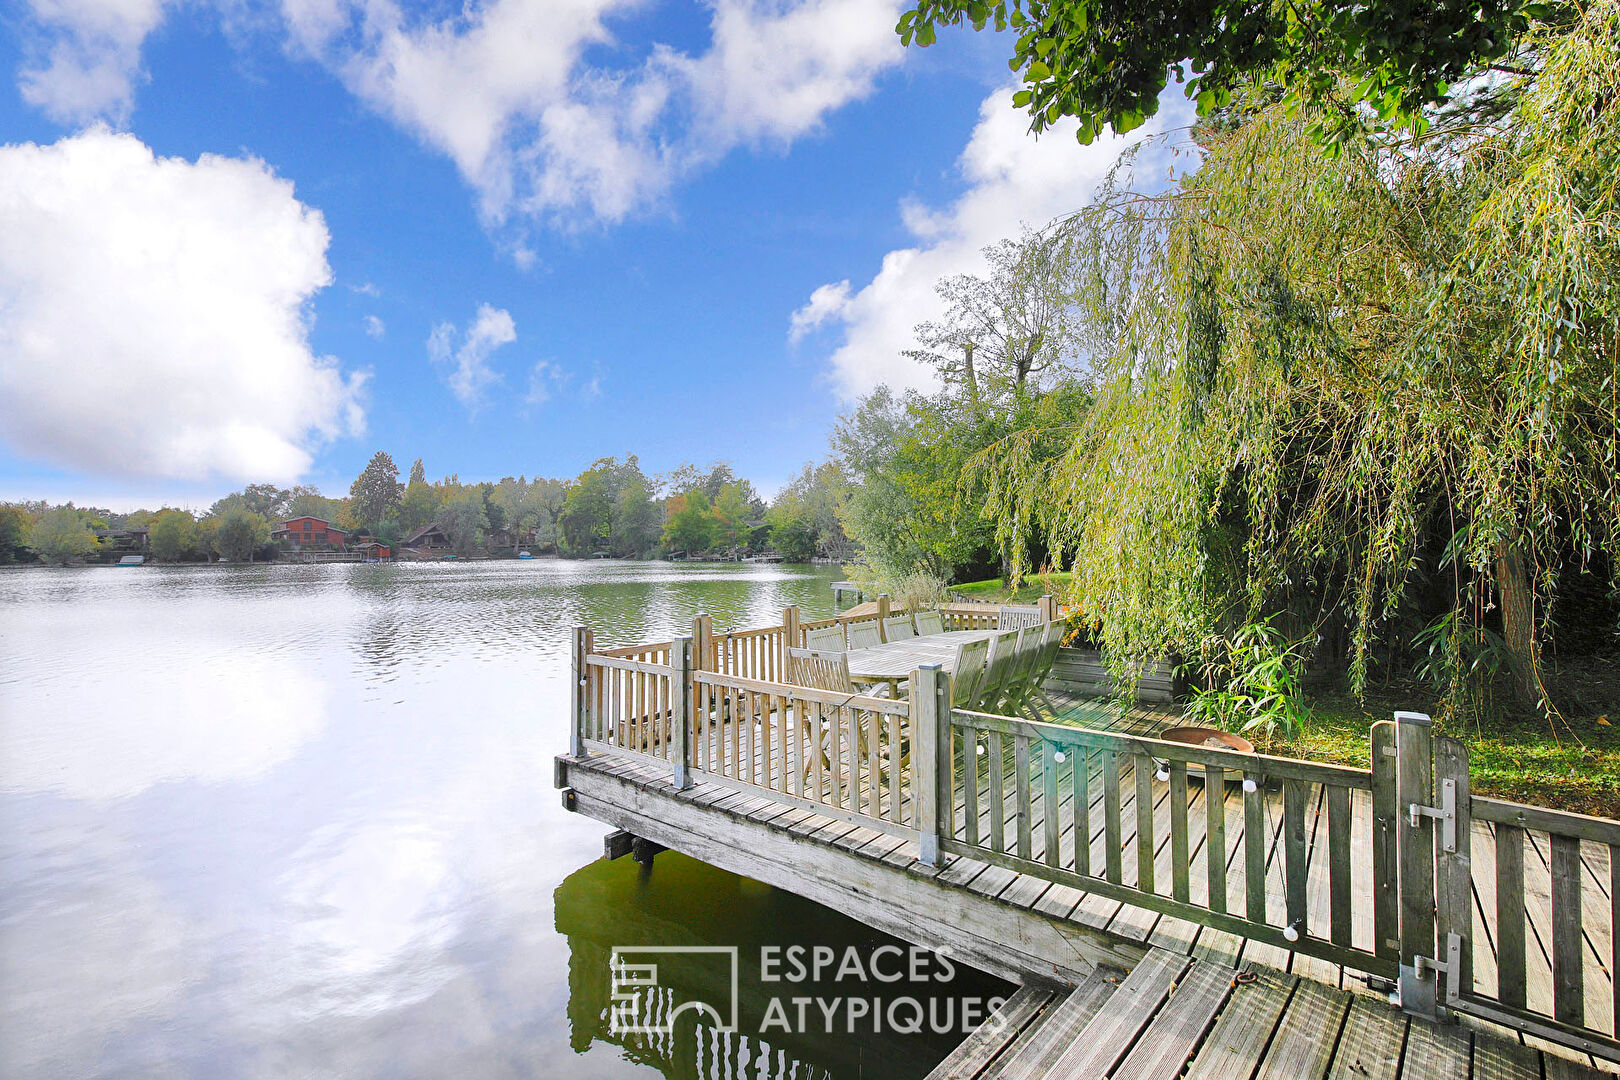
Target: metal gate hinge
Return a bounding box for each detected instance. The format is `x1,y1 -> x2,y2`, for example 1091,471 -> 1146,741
1410,777 -> 1458,852
1413,933 -> 1466,1006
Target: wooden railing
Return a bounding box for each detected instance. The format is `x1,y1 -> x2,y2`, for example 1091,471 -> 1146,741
691,669 -> 915,835
567,614 -> 1620,1062
936,699 -> 1390,978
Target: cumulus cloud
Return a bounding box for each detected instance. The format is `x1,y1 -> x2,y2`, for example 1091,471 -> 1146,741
0,129 -> 366,484
428,303 -> 516,410
283,0 -> 903,227
363,314 -> 385,338
793,86 -> 1196,399
16,0 -> 170,123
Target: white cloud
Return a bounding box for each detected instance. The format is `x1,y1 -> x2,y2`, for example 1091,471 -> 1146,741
0,128 -> 366,484
350,280 -> 381,297
16,0 -> 170,123
788,279 -> 850,342
363,314 -> 385,338
284,0 -> 904,228
794,86 -> 1196,399
524,359 -> 556,406
428,302 -> 516,410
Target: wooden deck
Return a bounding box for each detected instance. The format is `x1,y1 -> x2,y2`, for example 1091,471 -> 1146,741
562,604 -> 1620,1075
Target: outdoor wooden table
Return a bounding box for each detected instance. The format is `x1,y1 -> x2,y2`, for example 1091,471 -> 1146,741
845,628 -> 999,691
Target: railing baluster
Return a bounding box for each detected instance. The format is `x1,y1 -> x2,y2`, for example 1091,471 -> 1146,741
988,731 -> 1006,855
1552,833 -> 1585,1026
1497,823 -> 1527,1009
1104,751 -> 1122,885
1014,735 -> 1032,861
1170,761 -> 1189,904
888,706 -> 901,825
963,724 -> 981,847
1135,753 -> 1155,895
1284,779 -> 1307,940
1206,764 -> 1226,913
1328,784 -> 1352,947
1245,770 -> 1266,924
1612,843 -> 1620,1036
1043,742 -> 1061,869
1073,748 -> 1091,877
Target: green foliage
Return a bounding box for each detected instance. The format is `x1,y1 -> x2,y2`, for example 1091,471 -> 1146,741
147,509 -> 197,562
438,488 -> 489,556
0,505 -> 30,563
897,0 -> 1546,147
285,486 -> 347,522
663,490 -> 719,553
28,506 -> 99,565
1182,619 -> 1313,742
558,456 -> 660,558
974,8 -> 1620,718
399,474 -> 442,533
348,450 -> 403,529
211,508 -> 268,562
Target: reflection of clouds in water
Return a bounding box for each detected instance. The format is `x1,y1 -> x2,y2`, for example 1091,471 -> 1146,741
0,830 -> 196,1078
0,654 -> 329,802
274,819 -> 462,1019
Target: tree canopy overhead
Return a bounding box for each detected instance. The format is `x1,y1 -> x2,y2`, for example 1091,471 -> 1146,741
897,0 -> 1545,144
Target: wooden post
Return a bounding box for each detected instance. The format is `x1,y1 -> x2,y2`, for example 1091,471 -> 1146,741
1371,720 -> 1400,965
783,604 -> 801,651
1038,593 -> 1058,622
571,624 -> 591,758
913,663 -> 944,866
1434,735 -> 1471,1007
877,594 -> 892,642
693,612 -> 713,671
1396,711 -> 1437,1017
671,635 -> 693,789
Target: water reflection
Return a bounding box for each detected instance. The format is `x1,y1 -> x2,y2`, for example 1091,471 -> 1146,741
557,853 -> 1009,1079
0,561 -> 989,1079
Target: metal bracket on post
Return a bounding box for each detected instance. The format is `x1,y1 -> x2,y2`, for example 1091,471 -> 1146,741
1406,932 -> 1465,1016
1410,777 -> 1458,853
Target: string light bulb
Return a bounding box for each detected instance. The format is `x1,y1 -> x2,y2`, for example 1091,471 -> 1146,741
1242,778 -> 1259,793
1053,750 -> 1067,764
1155,761 -> 1170,782
1282,921 -> 1300,943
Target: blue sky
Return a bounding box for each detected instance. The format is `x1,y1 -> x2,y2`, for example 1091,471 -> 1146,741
0,1 -> 1187,511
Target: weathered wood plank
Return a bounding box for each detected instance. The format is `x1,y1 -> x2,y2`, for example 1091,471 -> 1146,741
1112,960 -> 1234,1080
1371,720 -> 1400,964
1326,994 -> 1407,1080
1555,832 -> 1588,1026
1039,948 -> 1188,1078
1400,1014 -> 1470,1080
1185,968 -> 1295,1080
1137,753 -> 1157,895
989,978 -> 1119,1080
1328,785 -> 1352,948
1171,762 -> 1191,905
1255,977 -> 1350,1080
1471,1031 -> 1543,1080
1284,779 -> 1309,940
923,985 -> 1053,1080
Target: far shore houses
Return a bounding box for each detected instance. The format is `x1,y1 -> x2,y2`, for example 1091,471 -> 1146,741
272,516 -> 347,550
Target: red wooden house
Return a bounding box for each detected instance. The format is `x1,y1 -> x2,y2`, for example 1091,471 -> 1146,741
272,516 -> 347,549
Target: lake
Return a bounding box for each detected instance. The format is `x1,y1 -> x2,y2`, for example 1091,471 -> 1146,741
0,560 -> 1005,1078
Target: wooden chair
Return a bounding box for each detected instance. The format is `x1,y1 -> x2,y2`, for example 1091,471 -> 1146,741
997,606 -> 1042,631
786,646 -> 856,692
883,614 -> 916,641
974,629 -> 1022,711
806,624 -> 847,652
950,637 -> 991,709
914,610 -> 945,636
1000,627 -> 1048,717
847,621 -> 883,650
1022,621 -> 1067,717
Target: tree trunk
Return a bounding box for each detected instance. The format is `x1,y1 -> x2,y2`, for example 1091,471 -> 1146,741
1494,538 -> 1539,707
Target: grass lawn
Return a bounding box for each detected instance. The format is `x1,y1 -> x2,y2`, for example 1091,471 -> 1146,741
1269,671 -> 1620,817
953,572 -> 1072,605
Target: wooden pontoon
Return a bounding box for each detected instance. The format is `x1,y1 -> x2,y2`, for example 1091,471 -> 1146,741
556,599 -> 1620,1077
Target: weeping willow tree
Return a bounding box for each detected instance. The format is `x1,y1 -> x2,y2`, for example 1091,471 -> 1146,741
978,3 -> 1620,715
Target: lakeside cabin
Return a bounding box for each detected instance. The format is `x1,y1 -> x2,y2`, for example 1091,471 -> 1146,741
271,516 -> 347,550
400,523 -> 453,560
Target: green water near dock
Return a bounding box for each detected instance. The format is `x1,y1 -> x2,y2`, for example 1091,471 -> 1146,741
0,560 -> 1006,1078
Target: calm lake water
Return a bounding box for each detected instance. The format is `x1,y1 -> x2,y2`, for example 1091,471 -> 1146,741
0,561 -> 1005,1079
